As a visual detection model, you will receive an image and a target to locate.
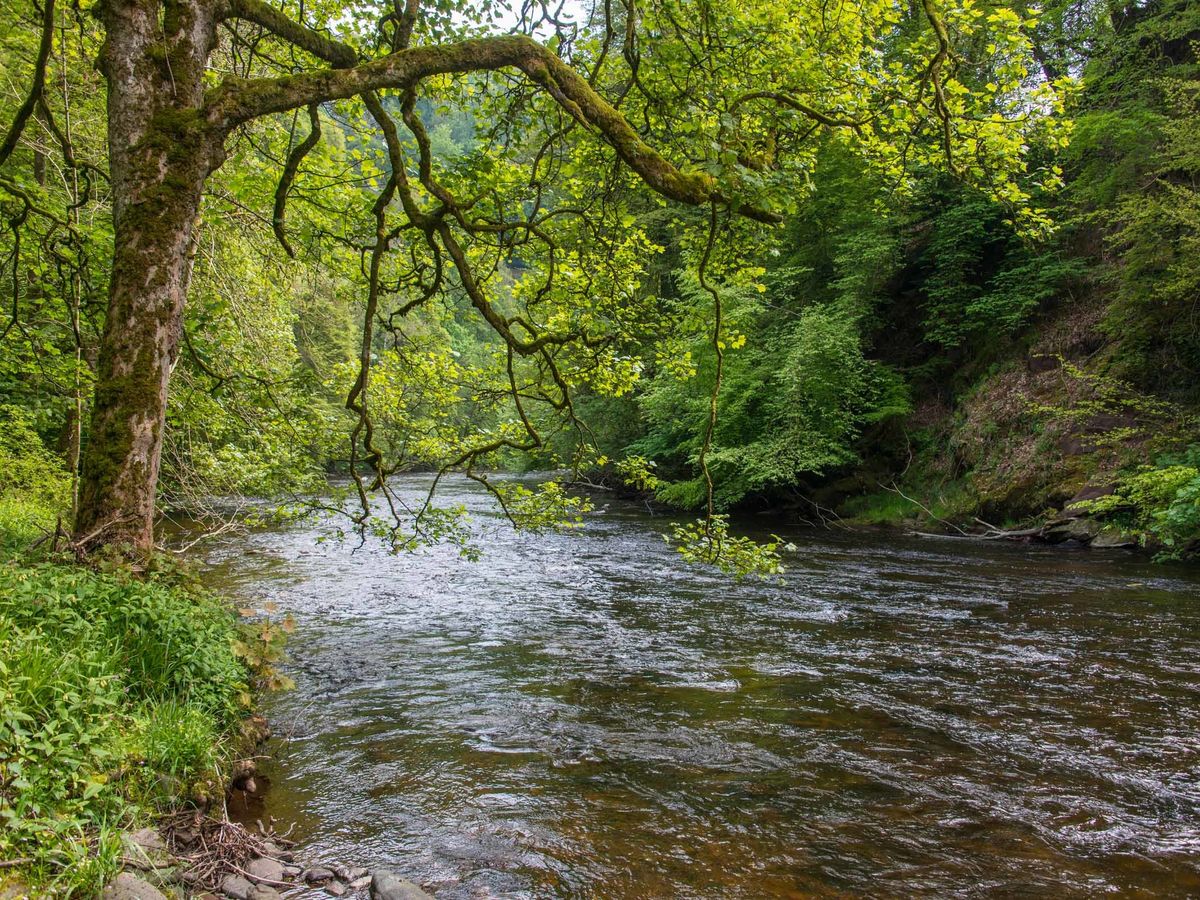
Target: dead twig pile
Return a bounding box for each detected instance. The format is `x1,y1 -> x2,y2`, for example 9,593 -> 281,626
160,809 -> 297,892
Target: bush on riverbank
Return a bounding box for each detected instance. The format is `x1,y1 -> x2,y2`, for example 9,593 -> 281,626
0,559 -> 255,895
1077,445 -> 1200,558
0,413 -> 267,895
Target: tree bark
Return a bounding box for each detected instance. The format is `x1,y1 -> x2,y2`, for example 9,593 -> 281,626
75,0 -> 220,553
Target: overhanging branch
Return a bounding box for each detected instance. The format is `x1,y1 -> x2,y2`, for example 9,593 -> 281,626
221,0 -> 356,67
204,34 -> 782,223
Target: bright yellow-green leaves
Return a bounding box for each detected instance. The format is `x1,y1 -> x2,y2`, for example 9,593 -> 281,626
492,480 -> 593,532
607,0 -> 1071,233
225,0 -> 1071,565
668,516 -> 795,580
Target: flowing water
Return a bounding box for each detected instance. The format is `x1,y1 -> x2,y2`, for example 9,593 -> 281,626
200,475 -> 1200,898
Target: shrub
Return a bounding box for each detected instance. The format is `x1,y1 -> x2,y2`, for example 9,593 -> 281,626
0,406 -> 70,550
0,562 -> 252,895
1081,445 -> 1200,556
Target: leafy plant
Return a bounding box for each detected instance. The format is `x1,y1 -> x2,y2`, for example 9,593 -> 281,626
1079,445 -> 1200,557
667,515 -> 794,580
0,561 -> 258,893
0,406 -> 70,550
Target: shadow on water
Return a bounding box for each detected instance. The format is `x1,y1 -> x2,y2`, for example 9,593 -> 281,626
198,475 -> 1200,898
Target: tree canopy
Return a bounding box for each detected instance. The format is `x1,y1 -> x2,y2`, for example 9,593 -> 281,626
8,0 -> 1195,570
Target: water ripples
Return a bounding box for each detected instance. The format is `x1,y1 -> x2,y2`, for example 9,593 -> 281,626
202,476 -> 1200,898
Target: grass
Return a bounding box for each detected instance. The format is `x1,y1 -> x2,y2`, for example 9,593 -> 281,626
840,489 -> 923,525
0,407 -> 277,896
840,479 -> 981,528
0,559 -> 257,896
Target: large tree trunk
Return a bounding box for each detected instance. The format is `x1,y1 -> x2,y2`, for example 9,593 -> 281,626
75,0 -> 220,553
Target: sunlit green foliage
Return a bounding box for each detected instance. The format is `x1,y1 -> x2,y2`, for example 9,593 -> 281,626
668,515 -> 794,580
0,560 -> 255,893
1,0 -> 1195,568
0,406 -> 70,549
1079,445 -> 1200,556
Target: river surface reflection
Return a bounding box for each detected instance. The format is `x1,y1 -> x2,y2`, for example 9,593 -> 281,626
200,475 -> 1200,898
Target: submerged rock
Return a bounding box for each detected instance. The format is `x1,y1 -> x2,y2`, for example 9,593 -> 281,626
231,758 -> 257,789
102,873 -> 167,900
371,871 -> 434,900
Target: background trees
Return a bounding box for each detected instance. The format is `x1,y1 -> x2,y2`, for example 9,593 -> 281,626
1,0 -> 1195,560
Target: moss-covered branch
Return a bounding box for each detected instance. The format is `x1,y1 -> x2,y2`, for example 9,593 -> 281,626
204,34 -> 782,222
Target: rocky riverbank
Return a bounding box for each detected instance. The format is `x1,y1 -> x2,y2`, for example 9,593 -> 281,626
98,748 -> 435,900
103,824 -> 434,900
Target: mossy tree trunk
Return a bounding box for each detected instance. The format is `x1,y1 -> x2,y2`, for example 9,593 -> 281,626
74,0 -> 221,552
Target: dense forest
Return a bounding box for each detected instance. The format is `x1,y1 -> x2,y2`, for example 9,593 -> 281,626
1,0 -> 1199,892
3,0 -> 1196,569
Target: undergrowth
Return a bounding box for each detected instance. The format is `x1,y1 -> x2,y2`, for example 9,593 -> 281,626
0,408 -> 288,897
0,561 -> 265,896
1077,443 -> 1200,557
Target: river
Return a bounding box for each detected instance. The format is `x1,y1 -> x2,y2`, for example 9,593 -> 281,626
199,475 -> 1200,898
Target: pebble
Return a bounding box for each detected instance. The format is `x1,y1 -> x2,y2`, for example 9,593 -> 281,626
370,871 -> 434,900
325,882 -> 348,897
101,873 -> 167,900
249,888 -> 282,900
126,828 -> 166,853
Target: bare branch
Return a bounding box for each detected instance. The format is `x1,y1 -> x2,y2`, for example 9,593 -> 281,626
272,102 -> 322,256
729,90 -> 866,129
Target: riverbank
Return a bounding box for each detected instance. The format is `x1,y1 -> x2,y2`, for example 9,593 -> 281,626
573,470 -> 1179,558
0,415 -> 285,896
0,553 -> 279,897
